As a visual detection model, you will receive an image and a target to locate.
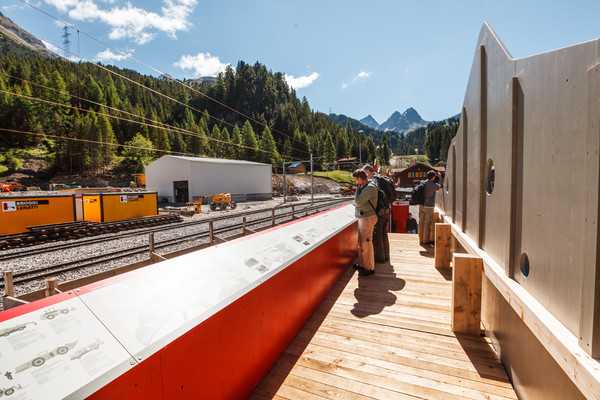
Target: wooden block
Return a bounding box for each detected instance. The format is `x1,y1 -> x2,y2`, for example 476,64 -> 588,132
435,223 -> 452,269
451,254 -> 483,335
45,278 -> 58,298
3,271 -> 14,297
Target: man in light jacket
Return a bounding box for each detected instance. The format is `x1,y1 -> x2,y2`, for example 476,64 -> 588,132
352,169 -> 378,276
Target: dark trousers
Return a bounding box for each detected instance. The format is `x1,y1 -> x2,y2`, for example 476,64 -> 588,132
373,210 -> 390,263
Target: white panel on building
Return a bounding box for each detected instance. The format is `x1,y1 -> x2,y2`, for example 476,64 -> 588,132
145,156 -> 272,203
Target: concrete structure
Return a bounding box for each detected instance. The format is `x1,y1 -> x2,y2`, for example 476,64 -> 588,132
0,205 -> 357,400
438,23 -> 600,399
145,156 -> 272,203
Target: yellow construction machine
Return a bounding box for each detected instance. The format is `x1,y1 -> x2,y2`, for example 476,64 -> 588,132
186,200 -> 202,214
186,194 -> 237,213
206,193 -> 237,211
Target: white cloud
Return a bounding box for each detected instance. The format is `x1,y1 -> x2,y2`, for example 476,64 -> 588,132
40,39 -> 80,61
284,72 -> 319,89
174,52 -> 230,77
341,70 -> 372,89
40,39 -> 61,53
43,0 -> 197,44
94,48 -> 133,62
44,0 -> 80,13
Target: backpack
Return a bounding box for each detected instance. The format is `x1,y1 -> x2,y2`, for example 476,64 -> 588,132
411,180 -> 426,205
368,184 -> 389,217
373,175 -> 397,204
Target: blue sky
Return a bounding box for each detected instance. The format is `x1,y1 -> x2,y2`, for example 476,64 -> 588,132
3,0 -> 600,124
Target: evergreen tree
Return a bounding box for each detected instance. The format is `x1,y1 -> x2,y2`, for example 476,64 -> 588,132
96,110 -> 116,170
281,137 -> 292,158
364,135 -> 376,165
258,126 -> 281,165
241,120 -> 258,161
323,132 -> 337,166
211,124 -> 222,157
81,75 -> 105,109
188,121 -> 209,156
378,133 -> 391,165
121,133 -> 154,173
220,127 -> 232,159
230,125 -> 242,159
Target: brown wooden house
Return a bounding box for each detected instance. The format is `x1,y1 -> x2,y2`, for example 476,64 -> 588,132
392,162 -> 445,187
288,162 -> 306,174
336,157 -> 360,171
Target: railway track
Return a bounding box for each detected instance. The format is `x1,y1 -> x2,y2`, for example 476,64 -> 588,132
0,214 -> 183,250
1,198 -> 349,289
0,198 -> 341,260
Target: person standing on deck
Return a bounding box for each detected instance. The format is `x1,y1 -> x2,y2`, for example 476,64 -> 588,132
362,164 -> 391,263
352,169 -> 378,276
419,170 -> 442,245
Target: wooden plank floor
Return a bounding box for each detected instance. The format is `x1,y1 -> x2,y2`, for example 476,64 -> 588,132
251,233 -> 518,400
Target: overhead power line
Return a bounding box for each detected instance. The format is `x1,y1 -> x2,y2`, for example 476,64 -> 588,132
0,87 -> 301,161
2,32 -> 310,158
18,0 -> 311,150
0,127 -> 191,157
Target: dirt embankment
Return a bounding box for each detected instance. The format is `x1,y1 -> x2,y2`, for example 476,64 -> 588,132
272,174 -> 347,195
2,161 -> 348,195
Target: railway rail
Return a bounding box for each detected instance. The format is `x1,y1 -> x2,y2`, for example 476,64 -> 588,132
1,198 -> 349,290
0,214 -> 183,250
1,198 -> 342,260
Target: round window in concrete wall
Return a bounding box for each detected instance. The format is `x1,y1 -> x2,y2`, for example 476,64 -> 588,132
520,253 -> 530,278
485,159 -> 495,195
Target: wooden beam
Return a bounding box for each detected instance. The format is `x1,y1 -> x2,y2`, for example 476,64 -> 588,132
2,296 -> 29,310
451,253 -> 482,335
3,271 -> 14,297
150,252 -> 167,262
434,223 -> 452,269
442,212 -> 600,399
45,278 -> 58,298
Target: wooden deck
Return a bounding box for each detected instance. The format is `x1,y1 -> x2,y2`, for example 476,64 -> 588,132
251,233 -> 518,400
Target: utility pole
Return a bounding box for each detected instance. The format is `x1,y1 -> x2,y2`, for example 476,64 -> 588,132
282,161 -> 286,203
61,25 -> 71,58
358,130 -> 363,167
310,153 -> 314,205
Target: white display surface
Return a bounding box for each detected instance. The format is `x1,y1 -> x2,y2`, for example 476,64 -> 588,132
0,204 -> 356,399
0,297 -> 136,400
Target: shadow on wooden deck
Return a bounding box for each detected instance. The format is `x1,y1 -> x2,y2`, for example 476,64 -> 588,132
251,233 -> 517,400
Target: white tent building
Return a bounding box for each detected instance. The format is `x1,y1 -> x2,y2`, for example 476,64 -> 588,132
145,156 -> 272,203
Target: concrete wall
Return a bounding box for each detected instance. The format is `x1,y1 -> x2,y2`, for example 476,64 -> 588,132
145,156 -> 192,202
439,22 -> 600,399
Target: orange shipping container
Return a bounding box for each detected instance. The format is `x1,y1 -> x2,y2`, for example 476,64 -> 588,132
0,195 -> 76,235
82,192 -> 157,222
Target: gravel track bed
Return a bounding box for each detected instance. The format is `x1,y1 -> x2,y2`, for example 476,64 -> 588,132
1,196 -> 350,305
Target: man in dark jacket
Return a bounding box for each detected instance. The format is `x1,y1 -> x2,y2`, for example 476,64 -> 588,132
363,164 -> 390,263
419,170 -> 442,245
406,213 -> 418,234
